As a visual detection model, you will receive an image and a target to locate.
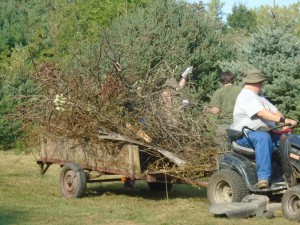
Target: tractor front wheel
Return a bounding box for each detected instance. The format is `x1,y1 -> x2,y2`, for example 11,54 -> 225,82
282,186 -> 300,221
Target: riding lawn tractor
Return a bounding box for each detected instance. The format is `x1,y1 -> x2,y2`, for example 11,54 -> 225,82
208,123 -> 300,220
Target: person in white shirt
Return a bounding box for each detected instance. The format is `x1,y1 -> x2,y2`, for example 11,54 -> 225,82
231,69 -> 297,189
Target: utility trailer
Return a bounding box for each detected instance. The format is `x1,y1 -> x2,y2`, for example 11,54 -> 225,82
37,132 -> 209,198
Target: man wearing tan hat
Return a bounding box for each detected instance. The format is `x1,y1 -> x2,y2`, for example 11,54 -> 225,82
230,69 -> 297,189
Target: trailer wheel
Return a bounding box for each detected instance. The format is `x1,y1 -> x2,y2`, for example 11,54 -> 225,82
207,169 -> 248,204
60,162 -> 86,198
147,182 -> 173,192
282,186 -> 300,221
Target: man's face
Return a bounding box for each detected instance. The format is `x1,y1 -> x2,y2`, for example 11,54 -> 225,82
258,81 -> 264,94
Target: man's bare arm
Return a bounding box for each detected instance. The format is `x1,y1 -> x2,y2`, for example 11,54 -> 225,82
257,109 -> 297,127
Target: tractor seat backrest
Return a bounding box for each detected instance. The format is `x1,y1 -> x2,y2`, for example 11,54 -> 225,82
231,141 -> 255,158
226,129 -> 255,158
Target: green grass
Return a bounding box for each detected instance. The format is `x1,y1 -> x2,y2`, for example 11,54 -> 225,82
0,150 -> 297,225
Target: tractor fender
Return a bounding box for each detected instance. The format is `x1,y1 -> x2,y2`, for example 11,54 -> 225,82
219,152 -> 258,191
279,134 -> 300,184
287,134 -> 300,149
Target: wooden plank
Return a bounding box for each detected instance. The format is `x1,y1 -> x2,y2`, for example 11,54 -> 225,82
40,134 -> 132,172
127,145 -> 142,179
99,133 -> 186,166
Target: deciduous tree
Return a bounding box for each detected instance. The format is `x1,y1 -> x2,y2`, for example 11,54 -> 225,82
254,3 -> 300,36
227,3 -> 257,33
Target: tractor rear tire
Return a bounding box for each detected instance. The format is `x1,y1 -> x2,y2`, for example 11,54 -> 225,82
207,169 -> 249,204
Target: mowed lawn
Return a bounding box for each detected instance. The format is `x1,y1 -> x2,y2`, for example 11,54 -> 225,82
0,150 -> 296,225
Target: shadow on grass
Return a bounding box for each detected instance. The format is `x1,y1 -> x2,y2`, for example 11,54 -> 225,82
0,207 -> 26,225
85,181 -> 207,200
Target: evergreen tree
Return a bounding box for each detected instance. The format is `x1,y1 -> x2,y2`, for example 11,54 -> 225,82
104,0 -> 233,101
47,0 -> 150,62
0,46 -> 39,150
0,0 -> 27,53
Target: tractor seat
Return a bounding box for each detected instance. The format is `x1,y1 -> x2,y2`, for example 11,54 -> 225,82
231,141 -> 255,158
226,129 -> 255,158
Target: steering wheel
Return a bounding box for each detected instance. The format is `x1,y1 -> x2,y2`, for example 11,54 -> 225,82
241,123 -> 293,136
267,123 -> 292,135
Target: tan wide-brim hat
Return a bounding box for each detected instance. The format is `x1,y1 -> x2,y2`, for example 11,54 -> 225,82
243,69 -> 267,84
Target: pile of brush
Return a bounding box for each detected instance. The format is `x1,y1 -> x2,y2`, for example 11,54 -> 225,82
21,59 -> 219,180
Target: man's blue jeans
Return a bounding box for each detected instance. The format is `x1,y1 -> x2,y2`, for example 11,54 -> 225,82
236,130 -> 275,181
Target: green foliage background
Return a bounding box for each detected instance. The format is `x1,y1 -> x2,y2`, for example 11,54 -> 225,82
227,3 -> 257,33
103,0 -> 234,101
0,0 -> 299,149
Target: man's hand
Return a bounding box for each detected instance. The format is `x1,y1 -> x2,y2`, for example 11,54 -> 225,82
285,118 -> 298,127
181,66 -> 193,79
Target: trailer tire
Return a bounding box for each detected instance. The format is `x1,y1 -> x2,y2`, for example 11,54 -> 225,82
147,182 -> 173,192
60,162 -> 86,198
207,169 -> 248,204
282,186 -> 300,221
